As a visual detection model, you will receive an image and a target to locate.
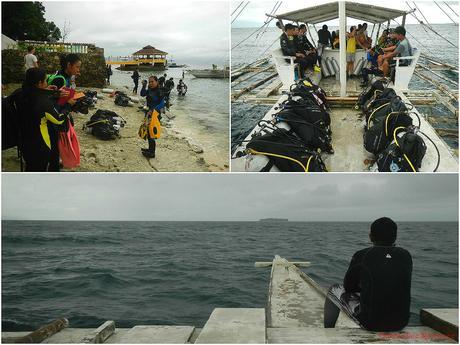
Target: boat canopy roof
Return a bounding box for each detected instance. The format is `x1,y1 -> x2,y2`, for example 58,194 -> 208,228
274,1 -> 408,25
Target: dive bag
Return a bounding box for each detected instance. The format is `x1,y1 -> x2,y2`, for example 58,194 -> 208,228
84,109 -> 125,140
364,112 -> 413,155
376,129 -> 427,172
363,88 -> 397,118
357,79 -> 386,109
245,129 -> 327,172
274,109 -> 333,153
365,96 -> 408,129
289,78 -> 328,112
114,92 -> 131,107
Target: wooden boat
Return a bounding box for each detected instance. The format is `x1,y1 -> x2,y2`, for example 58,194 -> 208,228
231,2 -> 458,172
188,65 -> 230,79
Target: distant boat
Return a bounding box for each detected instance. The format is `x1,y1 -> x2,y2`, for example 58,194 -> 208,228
188,65 -> 229,79
168,62 -> 187,68
259,218 -> 289,222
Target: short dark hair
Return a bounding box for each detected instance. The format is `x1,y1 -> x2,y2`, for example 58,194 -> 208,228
363,23 -> 367,27
299,24 -> 306,30
358,24 -> 362,29
27,46 -> 34,53
370,217 -> 397,245
149,75 -> 158,81
285,23 -> 295,30
394,26 -> 406,36
25,67 -> 46,86
350,26 -> 356,32
60,53 -> 81,71
322,24 -> 328,30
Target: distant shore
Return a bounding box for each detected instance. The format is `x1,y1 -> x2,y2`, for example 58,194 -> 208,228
2,84 -> 228,172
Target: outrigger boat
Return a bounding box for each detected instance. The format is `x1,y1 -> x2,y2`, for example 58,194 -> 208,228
188,65 -> 230,79
231,2 -> 458,172
3,255 -> 457,343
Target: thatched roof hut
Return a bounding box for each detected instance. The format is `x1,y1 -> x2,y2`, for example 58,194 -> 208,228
132,45 -> 168,58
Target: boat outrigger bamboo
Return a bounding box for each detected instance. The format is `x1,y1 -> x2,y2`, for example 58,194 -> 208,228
2,255 -> 457,343
231,2 -> 458,172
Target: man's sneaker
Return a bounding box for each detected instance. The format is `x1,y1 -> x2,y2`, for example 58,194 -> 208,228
314,65 -> 321,72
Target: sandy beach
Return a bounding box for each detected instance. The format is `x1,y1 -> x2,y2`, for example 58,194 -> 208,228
2,85 -> 229,172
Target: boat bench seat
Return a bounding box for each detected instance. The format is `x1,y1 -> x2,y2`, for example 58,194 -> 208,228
272,48 -> 299,91
392,48 -> 420,91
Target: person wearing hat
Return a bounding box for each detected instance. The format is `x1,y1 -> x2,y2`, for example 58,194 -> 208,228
323,217 -> 412,331
378,26 -> 413,77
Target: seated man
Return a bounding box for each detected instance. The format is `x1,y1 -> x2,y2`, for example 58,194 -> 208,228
280,23 -> 309,78
378,26 -> 413,77
298,24 -> 319,69
324,217 -> 412,331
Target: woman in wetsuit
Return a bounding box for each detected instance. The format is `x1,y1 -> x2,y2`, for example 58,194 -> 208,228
49,53 -> 81,113
140,76 -> 165,158
18,68 -> 67,171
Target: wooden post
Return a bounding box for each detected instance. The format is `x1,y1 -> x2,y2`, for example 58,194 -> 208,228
339,1 -> 347,97
2,318 -> 68,343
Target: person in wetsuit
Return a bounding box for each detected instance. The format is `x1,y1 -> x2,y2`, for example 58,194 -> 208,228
164,77 -> 175,108
17,68 -> 67,171
280,23 -> 309,79
177,79 -> 188,95
140,76 -> 165,158
298,24 -> 318,68
132,69 -> 140,94
324,217 -> 412,331
317,25 -> 332,65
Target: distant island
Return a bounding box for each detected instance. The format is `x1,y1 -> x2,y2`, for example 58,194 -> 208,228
259,218 -> 289,222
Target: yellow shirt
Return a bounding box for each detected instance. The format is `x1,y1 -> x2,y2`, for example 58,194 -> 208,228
347,36 -> 356,53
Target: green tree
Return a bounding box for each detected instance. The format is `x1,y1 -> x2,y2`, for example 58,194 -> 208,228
1,2 -> 62,41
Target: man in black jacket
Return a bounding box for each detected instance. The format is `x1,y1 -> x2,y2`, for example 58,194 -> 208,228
317,24 -> 332,64
298,24 -> 318,68
280,23 -> 309,78
324,217 -> 412,331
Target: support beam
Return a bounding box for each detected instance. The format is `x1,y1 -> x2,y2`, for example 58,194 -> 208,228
339,2 -> 347,97
375,23 -> 381,45
402,14 -> 407,27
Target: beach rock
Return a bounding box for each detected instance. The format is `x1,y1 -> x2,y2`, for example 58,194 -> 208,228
190,145 -> 204,154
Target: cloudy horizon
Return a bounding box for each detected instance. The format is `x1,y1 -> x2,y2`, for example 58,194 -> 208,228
42,1 -> 229,65
2,174 -> 458,222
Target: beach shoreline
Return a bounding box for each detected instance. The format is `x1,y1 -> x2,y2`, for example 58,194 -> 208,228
2,84 -> 228,172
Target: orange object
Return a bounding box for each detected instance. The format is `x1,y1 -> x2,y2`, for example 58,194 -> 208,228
148,110 -> 161,139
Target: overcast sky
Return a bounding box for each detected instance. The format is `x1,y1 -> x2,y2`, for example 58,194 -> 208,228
42,1 -> 229,65
232,0 -> 460,27
2,174 -> 457,221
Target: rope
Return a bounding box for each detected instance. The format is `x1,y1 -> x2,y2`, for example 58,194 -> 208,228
231,2 -> 244,16
256,2 -> 282,41
232,21 -> 273,50
443,1 -> 459,17
231,1 -> 250,24
434,1 -> 458,25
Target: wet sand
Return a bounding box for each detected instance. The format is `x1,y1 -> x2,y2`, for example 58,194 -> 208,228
2,85 -> 229,172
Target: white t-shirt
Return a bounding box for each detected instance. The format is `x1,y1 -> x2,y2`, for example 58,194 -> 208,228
24,53 -> 38,70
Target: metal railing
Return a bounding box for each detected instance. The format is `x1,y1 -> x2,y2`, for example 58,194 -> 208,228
18,40 -> 95,54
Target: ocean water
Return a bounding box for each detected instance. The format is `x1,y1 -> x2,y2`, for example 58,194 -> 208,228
2,220 -> 458,331
110,66 -> 229,168
231,24 -> 459,152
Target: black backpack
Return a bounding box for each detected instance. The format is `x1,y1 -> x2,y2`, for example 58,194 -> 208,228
246,129 -> 327,172
376,130 -> 427,172
274,109 -> 333,153
364,112 -> 413,155
114,92 -> 130,107
365,96 -> 408,129
289,79 -> 328,112
281,97 -> 331,127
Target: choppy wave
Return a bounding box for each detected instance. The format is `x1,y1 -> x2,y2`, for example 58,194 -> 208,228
2,221 -> 458,330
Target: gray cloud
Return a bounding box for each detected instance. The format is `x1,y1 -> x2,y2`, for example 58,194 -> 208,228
2,174 -> 458,221
43,1 -> 229,65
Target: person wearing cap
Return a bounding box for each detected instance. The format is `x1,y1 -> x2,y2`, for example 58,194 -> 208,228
378,26 -> 413,77
323,217 -> 412,331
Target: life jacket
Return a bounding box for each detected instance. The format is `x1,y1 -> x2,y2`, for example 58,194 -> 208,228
376,129 -> 427,172
245,129 -> 327,172
58,117 -> 80,168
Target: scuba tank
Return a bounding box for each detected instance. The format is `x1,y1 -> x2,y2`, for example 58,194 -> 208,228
353,57 -> 365,76
320,59 -> 330,77
331,58 -> 340,80
326,57 -> 335,76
